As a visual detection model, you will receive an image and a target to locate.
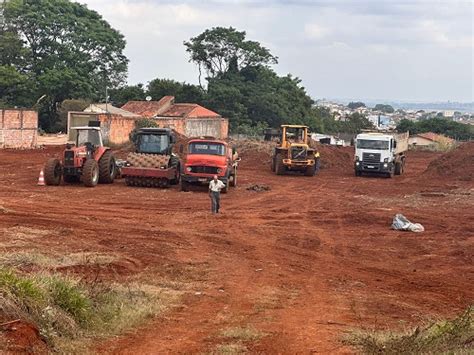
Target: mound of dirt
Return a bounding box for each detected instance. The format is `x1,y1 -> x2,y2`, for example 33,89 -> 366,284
232,139 -> 354,173
313,142 -> 354,173
0,319 -> 48,353
422,142 -> 474,181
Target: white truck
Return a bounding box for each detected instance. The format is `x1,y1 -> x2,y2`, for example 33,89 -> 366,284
354,131 -> 409,178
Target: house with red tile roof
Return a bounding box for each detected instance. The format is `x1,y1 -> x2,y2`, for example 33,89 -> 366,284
121,96 -> 228,138
409,132 -> 455,147
122,96 -> 221,119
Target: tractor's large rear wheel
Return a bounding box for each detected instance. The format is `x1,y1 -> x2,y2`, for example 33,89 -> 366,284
44,158 -> 62,186
83,159 -> 99,187
99,150 -> 116,183
275,154 -> 286,175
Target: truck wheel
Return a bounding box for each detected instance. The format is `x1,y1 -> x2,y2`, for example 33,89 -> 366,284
99,150 -> 115,183
230,167 -> 237,187
271,157 -> 276,172
304,163 -> 316,176
395,161 -> 402,175
169,164 -> 180,185
222,179 -> 230,193
181,180 -> 189,192
275,154 -> 286,175
355,170 -> 362,177
44,158 -> 62,186
83,159 -> 99,187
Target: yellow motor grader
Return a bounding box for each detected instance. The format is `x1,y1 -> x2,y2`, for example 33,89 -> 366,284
271,125 -> 320,176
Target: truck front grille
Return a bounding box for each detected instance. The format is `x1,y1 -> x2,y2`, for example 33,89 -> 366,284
189,166 -> 219,174
362,152 -> 381,164
291,147 -> 307,161
64,150 -> 75,166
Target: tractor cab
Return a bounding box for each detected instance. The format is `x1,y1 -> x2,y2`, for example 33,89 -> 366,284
75,127 -> 103,147
70,127 -> 104,154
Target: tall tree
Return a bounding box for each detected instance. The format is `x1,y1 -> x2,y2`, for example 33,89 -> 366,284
205,65 -> 316,131
147,78 -> 204,104
184,27 -> 277,86
109,84 -> 146,107
1,0 -> 128,131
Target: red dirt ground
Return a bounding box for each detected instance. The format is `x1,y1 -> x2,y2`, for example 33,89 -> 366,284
0,144 -> 473,353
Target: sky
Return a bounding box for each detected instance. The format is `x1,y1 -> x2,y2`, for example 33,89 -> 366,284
82,0 -> 473,102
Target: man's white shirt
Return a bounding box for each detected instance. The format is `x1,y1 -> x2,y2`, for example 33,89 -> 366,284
209,179 -> 226,192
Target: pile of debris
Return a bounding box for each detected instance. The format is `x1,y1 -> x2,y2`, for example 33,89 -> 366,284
246,184 -> 271,192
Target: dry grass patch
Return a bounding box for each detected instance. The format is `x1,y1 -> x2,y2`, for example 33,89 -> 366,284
250,286 -> 299,312
213,342 -> 248,354
346,306 -> 474,354
0,251 -> 120,269
0,227 -> 55,247
220,326 -> 265,342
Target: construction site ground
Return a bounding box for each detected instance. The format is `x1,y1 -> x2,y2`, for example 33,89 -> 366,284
0,144 -> 472,353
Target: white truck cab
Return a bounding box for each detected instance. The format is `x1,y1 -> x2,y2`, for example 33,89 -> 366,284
354,132 -> 408,178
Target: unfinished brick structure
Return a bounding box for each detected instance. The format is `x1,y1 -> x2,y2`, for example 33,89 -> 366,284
67,112 -> 136,145
0,110 -> 38,148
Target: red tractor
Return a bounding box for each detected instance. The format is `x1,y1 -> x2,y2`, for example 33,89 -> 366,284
43,126 -> 116,187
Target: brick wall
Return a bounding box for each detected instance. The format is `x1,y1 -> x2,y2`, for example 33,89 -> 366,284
98,114 -> 137,145
0,110 -> 38,148
154,118 -> 186,136
68,112 -> 138,145
155,117 -> 229,139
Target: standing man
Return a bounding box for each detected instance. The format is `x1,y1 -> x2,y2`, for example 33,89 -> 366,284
209,175 -> 226,214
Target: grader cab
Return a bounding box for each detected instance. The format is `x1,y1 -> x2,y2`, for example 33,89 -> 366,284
271,125 -> 320,176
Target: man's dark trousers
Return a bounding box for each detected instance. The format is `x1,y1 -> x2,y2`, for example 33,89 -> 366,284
210,191 -> 220,213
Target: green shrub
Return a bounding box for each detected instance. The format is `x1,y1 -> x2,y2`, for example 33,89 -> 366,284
48,277 -> 92,326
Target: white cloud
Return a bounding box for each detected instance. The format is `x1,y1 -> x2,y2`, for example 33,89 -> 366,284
304,23 -> 329,40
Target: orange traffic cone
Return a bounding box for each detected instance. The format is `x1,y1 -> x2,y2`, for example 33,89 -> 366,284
38,169 -> 45,186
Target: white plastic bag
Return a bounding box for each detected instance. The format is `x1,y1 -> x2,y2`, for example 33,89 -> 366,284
391,214 -> 424,233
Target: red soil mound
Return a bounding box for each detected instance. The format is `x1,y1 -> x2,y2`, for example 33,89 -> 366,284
1,319 -> 48,354
313,143 -> 353,173
422,142 -> 474,181
232,139 -> 353,173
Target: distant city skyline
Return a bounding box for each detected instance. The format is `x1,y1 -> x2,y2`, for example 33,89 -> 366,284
83,0 -> 473,102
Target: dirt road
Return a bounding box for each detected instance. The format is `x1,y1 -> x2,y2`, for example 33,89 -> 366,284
0,146 -> 472,353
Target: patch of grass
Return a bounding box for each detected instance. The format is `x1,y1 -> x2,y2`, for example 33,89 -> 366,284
0,268 -> 178,352
214,342 -> 248,354
0,251 -> 55,268
346,306 -> 474,354
220,326 -> 264,342
0,251 -> 119,269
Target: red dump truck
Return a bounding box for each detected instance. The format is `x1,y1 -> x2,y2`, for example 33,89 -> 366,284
180,137 -> 239,192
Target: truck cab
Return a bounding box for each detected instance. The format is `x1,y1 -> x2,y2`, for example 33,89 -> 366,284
354,132 -> 408,177
181,138 -> 239,192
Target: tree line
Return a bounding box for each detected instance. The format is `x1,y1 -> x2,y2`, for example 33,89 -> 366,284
396,118 -> 473,141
